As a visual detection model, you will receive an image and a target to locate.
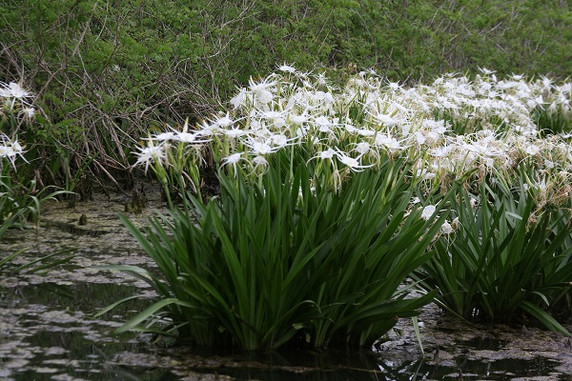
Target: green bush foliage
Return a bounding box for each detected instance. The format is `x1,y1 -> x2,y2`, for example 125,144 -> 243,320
1,0 -> 570,183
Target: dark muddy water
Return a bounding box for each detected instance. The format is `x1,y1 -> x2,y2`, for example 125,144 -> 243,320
1,186 -> 571,380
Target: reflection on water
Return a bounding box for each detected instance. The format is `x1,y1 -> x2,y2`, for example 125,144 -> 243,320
1,278 -> 569,380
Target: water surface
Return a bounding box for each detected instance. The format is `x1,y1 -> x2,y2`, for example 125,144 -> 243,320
1,187 -> 571,380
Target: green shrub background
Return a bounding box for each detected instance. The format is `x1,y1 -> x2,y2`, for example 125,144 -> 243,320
1,0 -> 570,185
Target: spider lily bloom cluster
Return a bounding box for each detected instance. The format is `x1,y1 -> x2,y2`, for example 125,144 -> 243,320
1,81 -> 35,121
0,81 -> 67,233
0,133 -> 26,169
123,67 -> 572,347
1,81 -> 35,170
135,67 -> 572,199
134,120 -> 213,199
113,153 -> 450,349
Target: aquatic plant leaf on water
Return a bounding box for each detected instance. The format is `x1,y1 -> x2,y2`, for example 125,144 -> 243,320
1,248 -> 75,275
113,298 -> 194,334
520,301 -> 570,336
16,248 -> 76,274
0,248 -> 26,269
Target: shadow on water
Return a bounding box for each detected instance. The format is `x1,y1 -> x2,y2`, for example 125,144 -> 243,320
14,368 -> 176,381
3,282 -> 150,314
415,357 -> 562,381
44,220 -> 111,237
107,348 -> 565,381
1,281 -> 569,380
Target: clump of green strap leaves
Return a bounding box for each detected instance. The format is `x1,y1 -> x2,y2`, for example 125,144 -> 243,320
416,178 -> 572,335
100,149 -> 448,350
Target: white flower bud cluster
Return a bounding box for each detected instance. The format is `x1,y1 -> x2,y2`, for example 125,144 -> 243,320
135,66 -> 572,196
0,81 -> 36,169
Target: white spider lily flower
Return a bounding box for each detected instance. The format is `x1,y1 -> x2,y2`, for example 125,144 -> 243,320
322,92 -> 335,105
422,171 -> 436,180
197,119 -> 222,137
134,142 -> 166,173
307,147 -> 337,166
153,131 -> 177,141
261,110 -> 286,128
421,205 -> 436,220
19,107 -> 35,120
379,113 -> 397,126
278,63 -> 297,73
11,143 -> 26,166
252,155 -> 269,171
541,76 -> 553,90
174,131 -> 209,144
1,82 -> 35,110
354,142 -> 370,155
248,140 -> 278,155
344,123 -> 358,134
314,116 -> 335,132
168,119 -> 213,144
388,82 -> 401,91
356,128 -> 375,137
289,113 -> 308,125
10,140 -> 23,154
526,95 -> 543,109
260,110 -> 284,120
524,144 -> 540,156
334,150 -> 374,172
270,134 -> 296,148
374,134 -> 403,151
422,119 -> 448,134
221,153 -> 243,170
249,78 -> 276,106
320,148 -> 336,160
6,82 -> 32,99
441,220 -> 454,235
336,153 -> 358,167
230,89 -> 247,109
316,73 -> 328,86
214,113 -> 234,128
222,128 -> 248,139
0,135 -> 28,167
0,145 -> 16,160
430,146 -> 451,158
